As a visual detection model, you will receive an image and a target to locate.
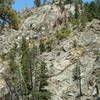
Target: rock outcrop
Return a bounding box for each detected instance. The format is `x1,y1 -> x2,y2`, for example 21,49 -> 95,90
0,4 -> 100,100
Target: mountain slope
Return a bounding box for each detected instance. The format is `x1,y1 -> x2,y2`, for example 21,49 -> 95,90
0,4 -> 100,100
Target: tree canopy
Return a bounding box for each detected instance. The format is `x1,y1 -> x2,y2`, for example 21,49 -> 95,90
34,0 -> 41,7
0,0 -> 19,30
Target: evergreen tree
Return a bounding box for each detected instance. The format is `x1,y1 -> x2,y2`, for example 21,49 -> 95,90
6,37 -> 52,100
84,2 -> 89,18
73,61 -> 83,99
20,37 -> 37,95
52,0 -> 55,3
80,10 -> 88,28
95,0 -> 100,19
64,0 -> 73,4
19,37 -> 31,98
33,61 -> 52,100
88,1 -> 97,21
7,37 -> 38,99
7,45 -> 21,99
83,1 -> 100,21
8,46 -> 17,74
39,39 -> 46,54
39,61 -> 51,100
80,2 -> 88,27
0,0 -> 19,30
78,0 -> 83,9
34,0 -> 41,7
96,5 -> 100,19
74,3 -> 80,19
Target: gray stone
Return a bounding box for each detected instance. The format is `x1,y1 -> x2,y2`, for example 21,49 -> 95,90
0,4 -> 100,100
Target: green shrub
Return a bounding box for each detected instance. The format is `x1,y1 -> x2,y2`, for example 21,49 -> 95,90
39,39 -> 46,54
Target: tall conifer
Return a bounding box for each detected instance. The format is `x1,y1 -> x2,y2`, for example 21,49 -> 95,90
0,0 -> 19,30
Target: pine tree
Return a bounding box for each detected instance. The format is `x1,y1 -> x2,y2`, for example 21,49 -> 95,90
88,1 -> 97,21
84,2 -> 89,18
64,0 -> 73,4
0,0 -> 19,30
39,39 -> 46,54
74,3 -> 80,20
8,46 -> 17,74
96,5 -> 100,19
95,0 -> 100,19
34,61 -> 52,100
80,11 -> 88,28
31,60 -> 52,100
16,37 -> 38,100
73,61 -> 83,99
19,37 -> 30,98
78,0 -> 83,10
5,37 -> 52,100
34,0 -> 41,7
20,37 -> 37,94
28,45 -> 37,90
52,0 -> 55,3
7,37 -> 38,99
80,1 -> 88,28
83,1 -> 100,21
7,45 -> 21,99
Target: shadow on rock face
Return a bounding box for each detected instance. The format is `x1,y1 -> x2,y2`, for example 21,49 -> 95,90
97,97 -> 100,100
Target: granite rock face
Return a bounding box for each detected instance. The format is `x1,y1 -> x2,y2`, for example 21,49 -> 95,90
39,20 -> 100,100
0,4 -> 100,100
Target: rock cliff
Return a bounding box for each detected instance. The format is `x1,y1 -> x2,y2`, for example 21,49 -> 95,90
0,4 -> 100,100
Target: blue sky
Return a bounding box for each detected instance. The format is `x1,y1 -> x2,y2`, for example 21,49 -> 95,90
12,0 -> 53,12
12,0 -> 94,12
